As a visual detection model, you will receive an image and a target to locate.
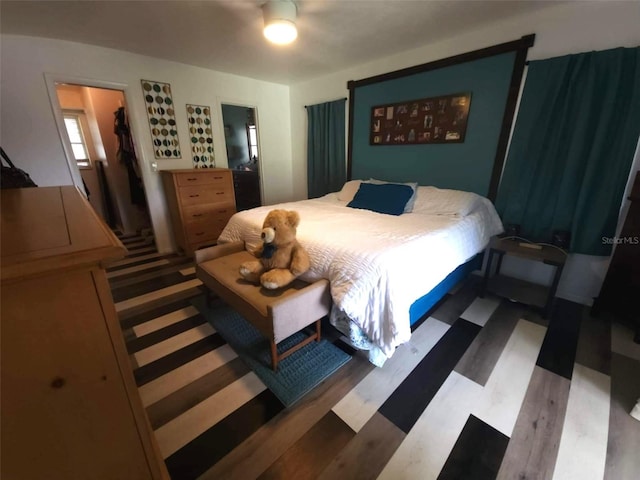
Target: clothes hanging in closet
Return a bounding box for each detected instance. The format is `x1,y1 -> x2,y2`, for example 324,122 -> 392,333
114,106 -> 146,206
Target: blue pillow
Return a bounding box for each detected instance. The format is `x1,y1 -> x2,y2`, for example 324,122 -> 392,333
367,179 -> 418,213
347,183 -> 413,216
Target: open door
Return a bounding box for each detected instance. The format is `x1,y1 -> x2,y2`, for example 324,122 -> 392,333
55,83 -> 152,238
221,103 -> 263,211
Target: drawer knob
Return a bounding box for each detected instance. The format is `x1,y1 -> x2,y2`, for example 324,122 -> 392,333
195,232 -> 204,236
215,192 -> 224,195
218,209 -> 226,213
187,178 -> 197,181
189,194 -> 200,198
192,213 -> 203,217
51,377 -> 66,389
214,176 -> 222,179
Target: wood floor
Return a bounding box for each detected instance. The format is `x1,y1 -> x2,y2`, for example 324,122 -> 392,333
107,233 -> 640,480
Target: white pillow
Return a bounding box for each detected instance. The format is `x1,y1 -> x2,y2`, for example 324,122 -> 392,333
367,178 -> 418,213
337,180 -> 363,202
412,186 -> 483,216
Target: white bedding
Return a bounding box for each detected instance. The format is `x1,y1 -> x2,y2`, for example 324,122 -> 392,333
218,192 -> 503,360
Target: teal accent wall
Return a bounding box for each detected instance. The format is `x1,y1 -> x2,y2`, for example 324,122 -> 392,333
352,52 -> 516,196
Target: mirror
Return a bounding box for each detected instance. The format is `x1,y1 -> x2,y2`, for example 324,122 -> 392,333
221,104 -> 262,211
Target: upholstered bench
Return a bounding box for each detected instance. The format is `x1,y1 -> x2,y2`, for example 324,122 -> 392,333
195,242 -> 331,371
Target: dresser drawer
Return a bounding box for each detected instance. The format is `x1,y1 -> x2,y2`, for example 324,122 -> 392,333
178,185 -> 234,206
176,172 -> 229,187
185,221 -> 225,244
182,204 -> 235,225
190,238 -> 220,253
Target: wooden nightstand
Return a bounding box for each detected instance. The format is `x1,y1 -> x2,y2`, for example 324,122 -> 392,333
481,236 -> 567,318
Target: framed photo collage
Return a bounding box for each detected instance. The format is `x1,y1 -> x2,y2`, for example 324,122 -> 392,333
370,92 -> 472,146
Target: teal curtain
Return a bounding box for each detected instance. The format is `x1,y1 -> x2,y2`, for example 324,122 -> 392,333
306,98 -> 346,198
496,47 -> 640,255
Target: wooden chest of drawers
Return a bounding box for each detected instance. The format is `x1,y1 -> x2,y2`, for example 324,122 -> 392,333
161,169 -> 236,256
1,186 -> 168,480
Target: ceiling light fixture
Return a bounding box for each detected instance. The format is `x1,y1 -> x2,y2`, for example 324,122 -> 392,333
262,0 -> 298,45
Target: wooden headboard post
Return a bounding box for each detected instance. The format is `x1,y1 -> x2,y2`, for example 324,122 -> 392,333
487,37 -> 535,200
346,80 -> 356,182
346,34 -> 535,201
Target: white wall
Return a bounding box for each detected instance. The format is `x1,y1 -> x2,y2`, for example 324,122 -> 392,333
0,34 -> 293,253
289,1 -> 640,305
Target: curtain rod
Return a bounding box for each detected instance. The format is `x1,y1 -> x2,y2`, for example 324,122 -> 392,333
304,97 -> 347,108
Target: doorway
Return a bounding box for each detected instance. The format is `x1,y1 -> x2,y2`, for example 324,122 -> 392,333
221,103 -> 263,211
54,83 -> 153,240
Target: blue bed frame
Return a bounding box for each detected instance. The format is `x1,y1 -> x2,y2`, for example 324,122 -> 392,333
409,253 -> 483,326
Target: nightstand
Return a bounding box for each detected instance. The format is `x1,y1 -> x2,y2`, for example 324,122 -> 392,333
481,236 -> 567,318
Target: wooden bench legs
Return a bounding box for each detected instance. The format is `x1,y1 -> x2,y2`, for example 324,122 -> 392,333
196,248 -> 331,373
269,319 -> 322,371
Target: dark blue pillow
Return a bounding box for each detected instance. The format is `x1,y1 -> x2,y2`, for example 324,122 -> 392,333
347,182 -> 413,215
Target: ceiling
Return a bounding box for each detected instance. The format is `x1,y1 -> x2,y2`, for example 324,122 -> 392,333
1,1 -> 560,85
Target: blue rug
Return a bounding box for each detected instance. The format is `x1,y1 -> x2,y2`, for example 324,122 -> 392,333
192,296 -> 351,407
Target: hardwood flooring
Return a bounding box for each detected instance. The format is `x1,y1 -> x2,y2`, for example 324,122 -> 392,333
107,235 -> 640,479
496,366 -> 570,480
440,415 -> 509,480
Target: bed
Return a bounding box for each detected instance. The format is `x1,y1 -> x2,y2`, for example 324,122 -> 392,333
216,182 -> 503,365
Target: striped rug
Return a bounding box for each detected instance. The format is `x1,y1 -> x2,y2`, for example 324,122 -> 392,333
108,234 -> 640,480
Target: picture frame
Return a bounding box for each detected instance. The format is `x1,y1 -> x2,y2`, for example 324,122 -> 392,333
369,92 -> 472,146
186,104 -> 215,168
141,79 -> 181,158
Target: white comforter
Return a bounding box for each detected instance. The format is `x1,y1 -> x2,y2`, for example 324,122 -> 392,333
218,193 -> 503,359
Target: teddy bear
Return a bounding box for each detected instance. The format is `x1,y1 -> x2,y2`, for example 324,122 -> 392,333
239,209 -> 310,290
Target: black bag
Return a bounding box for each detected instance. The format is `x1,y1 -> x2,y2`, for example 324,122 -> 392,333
1,147 -> 37,189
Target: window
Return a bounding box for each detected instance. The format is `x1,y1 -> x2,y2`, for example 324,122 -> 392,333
246,124 -> 258,160
63,113 -> 91,168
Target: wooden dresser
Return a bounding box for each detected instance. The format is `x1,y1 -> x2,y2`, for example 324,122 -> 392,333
1,186 -> 168,480
161,169 -> 236,255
